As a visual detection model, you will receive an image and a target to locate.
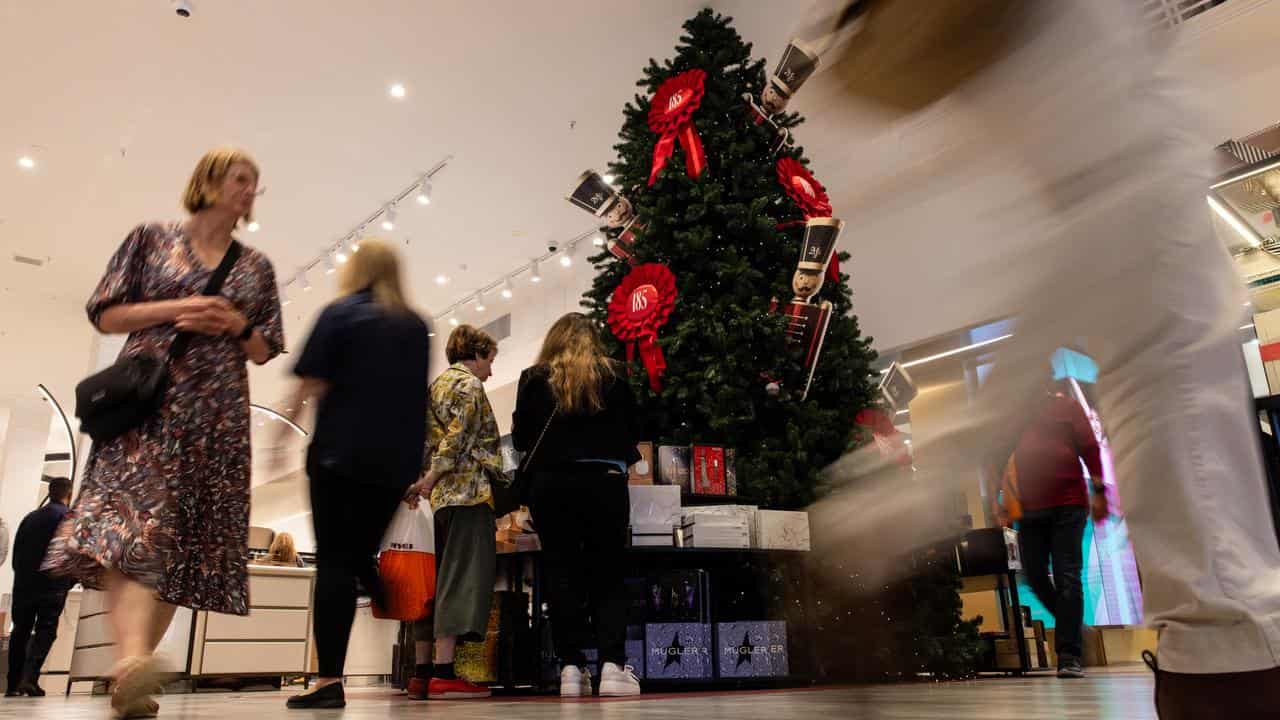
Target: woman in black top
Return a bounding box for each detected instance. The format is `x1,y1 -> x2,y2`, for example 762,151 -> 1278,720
512,312 -> 641,698
276,238 -> 431,710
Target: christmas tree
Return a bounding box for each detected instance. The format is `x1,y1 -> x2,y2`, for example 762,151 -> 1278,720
580,9 -> 877,510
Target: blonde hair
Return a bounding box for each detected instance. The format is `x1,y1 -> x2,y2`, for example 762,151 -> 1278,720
267,532 -> 299,565
338,237 -> 410,312
183,146 -> 260,221
536,313 -> 615,415
446,325 -> 498,364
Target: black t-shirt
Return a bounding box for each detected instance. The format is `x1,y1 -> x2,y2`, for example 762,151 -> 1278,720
294,291 -> 430,488
13,502 -> 71,592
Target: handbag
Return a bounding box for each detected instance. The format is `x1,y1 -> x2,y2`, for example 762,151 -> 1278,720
492,402 -> 557,518
74,241 -> 243,443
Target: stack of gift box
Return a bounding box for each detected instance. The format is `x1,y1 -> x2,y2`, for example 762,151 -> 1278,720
627,487 -> 812,551
630,442 -> 738,497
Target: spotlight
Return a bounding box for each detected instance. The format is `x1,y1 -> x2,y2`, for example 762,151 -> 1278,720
474,293 -> 486,313
335,249 -> 348,264
449,316 -> 459,327
592,234 -> 605,247
389,83 -> 407,99
603,173 -> 616,184
417,178 -> 432,205
246,221 -> 260,232
560,254 -> 572,268
381,204 -> 397,231
299,272 -> 312,291
501,278 -> 514,299
17,155 -> 35,170
530,260 -> 542,283
281,287 -> 292,306
435,274 -> 449,285
324,256 -> 337,275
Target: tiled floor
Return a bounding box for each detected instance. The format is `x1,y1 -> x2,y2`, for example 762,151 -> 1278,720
0,670 -> 1157,719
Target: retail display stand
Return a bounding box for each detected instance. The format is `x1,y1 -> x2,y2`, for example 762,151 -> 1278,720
955,527 -> 1036,675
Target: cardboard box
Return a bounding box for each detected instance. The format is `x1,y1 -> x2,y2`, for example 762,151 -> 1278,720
690,445 -> 727,495
754,510 -> 811,551
645,623 -> 713,679
716,621 -> 789,678
629,485 -> 681,527
630,442 -> 655,485
658,445 -> 691,488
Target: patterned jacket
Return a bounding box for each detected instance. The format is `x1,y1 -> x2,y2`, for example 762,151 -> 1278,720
425,363 -> 503,510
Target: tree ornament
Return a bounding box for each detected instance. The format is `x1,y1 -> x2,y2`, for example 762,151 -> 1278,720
773,217 -> 844,400
648,69 -> 708,186
762,40 -> 820,116
776,157 -> 841,284
607,263 -> 677,392
567,170 -> 640,262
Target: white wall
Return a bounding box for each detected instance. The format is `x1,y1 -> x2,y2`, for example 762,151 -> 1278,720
0,396 -> 53,593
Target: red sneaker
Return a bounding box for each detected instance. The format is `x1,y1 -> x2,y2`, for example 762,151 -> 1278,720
427,677 -> 491,700
406,677 -> 428,701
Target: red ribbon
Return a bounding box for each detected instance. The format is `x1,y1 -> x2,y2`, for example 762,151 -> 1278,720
607,263 -> 677,392
776,157 -> 840,284
648,69 -> 708,187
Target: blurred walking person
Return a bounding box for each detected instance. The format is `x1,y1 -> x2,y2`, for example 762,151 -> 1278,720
281,238 -> 431,710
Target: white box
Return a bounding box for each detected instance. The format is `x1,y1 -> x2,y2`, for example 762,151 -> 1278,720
682,505 -> 758,537
686,528 -> 751,549
753,510 -> 811,551
629,485 -> 682,527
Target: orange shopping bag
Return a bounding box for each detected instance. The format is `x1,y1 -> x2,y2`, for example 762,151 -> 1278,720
372,503 -> 436,621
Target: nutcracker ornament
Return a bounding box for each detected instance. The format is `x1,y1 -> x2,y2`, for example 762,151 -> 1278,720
566,170 -> 640,262
772,216 -> 844,400
745,39 -> 821,153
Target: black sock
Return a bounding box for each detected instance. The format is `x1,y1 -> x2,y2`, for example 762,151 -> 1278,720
415,663 -> 432,680
434,662 -> 456,680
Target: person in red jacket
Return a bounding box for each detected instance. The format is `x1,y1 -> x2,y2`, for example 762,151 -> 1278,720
1012,383 -> 1110,678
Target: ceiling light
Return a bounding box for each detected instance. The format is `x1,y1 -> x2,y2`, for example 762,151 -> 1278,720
324,256 -> 337,275
299,272 -> 312,292
530,260 -> 542,283
501,278 -> 514,299
389,83 -> 407,99
246,221 -> 260,233
592,234 -> 605,247
381,204 -> 397,231
474,293 -> 486,312
428,331 -> 437,338
335,249 -> 348,264
449,316 -> 459,327
416,178 -> 432,205
560,253 -> 572,268
603,173 -> 616,184
17,155 -> 35,170
435,274 -> 449,285
1208,194 -> 1262,248
281,287 -> 292,306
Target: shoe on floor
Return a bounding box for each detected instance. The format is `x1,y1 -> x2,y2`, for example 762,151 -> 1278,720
598,662 -> 641,697
1057,657 -> 1086,679
428,677 -> 491,700
286,682 -> 346,709
407,677 -> 429,701
560,665 -> 593,697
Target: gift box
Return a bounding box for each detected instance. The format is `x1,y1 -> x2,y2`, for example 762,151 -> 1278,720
684,506 -> 758,537
725,448 -> 738,496
658,445 -> 691,488
629,485 -> 682,527
645,623 -> 713,679
690,445 -> 727,495
753,510 -> 811,551
630,442 -> 655,485
682,510 -> 752,549
685,527 -> 751,549
647,569 -> 709,623
631,522 -> 674,547
716,621 -> 789,678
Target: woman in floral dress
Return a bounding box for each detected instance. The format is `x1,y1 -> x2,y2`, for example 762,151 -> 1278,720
43,147 -> 283,718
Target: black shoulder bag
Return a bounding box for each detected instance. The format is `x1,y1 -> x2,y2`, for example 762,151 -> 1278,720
75,241 -> 243,444
493,402 -> 557,518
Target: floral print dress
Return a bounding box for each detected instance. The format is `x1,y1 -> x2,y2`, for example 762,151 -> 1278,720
43,222 -> 283,615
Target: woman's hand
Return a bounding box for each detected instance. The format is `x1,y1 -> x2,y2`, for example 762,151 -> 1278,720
174,296 -> 247,337
404,471 -> 440,509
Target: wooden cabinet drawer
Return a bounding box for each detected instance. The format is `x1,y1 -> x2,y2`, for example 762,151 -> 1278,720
201,641 -> 306,674
205,608 -> 309,641
248,574 -> 311,608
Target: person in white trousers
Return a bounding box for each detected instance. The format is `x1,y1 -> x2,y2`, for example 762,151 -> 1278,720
801,2 -> 1280,716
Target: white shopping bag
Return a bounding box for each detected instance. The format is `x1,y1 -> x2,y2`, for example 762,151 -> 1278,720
373,503 -> 436,621
380,502 -> 435,554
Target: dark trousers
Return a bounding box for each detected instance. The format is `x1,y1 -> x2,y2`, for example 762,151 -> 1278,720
1019,505 -> 1089,661
529,465 -> 630,667
7,583 -> 68,689
309,465 -> 403,678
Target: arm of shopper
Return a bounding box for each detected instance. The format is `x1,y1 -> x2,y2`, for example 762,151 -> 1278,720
233,253 -> 285,366
274,377 -> 329,451
1068,399 -> 1104,485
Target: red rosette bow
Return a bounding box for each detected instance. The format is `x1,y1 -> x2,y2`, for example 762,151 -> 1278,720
607,263 -> 677,393
647,69 -> 708,187
776,157 -> 841,284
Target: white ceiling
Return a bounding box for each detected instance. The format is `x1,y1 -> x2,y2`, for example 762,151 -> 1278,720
4,0 -> 1280,430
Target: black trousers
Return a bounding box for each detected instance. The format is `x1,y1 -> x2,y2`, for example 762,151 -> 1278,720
529,465 -> 630,667
7,583 -> 68,689
309,465 -> 403,678
1019,505 -> 1089,661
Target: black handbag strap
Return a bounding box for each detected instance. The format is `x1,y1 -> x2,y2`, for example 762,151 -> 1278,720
520,401 -> 558,472
169,240 -> 243,361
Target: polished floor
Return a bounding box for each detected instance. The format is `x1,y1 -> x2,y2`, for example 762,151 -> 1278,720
0,669 -> 1157,719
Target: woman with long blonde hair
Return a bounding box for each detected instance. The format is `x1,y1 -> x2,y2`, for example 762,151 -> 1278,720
512,312 -> 642,698
265,532 -> 303,567
278,237 -> 431,709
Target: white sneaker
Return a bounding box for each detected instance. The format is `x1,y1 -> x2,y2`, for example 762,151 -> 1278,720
559,665 -> 592,697
598,662 -> 641,697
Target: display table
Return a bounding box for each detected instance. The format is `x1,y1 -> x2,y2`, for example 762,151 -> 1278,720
491,546 -> 815,693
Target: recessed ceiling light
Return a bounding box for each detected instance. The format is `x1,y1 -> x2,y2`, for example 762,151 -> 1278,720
17,156 -> 35,170
246,221 -> 260,232
389,83 -> 407,99
592,234 -> 605,246
449,317 -> 459,327
560,254 -> 572,268
435,274 -> 449,285
416,178 -> 432,205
